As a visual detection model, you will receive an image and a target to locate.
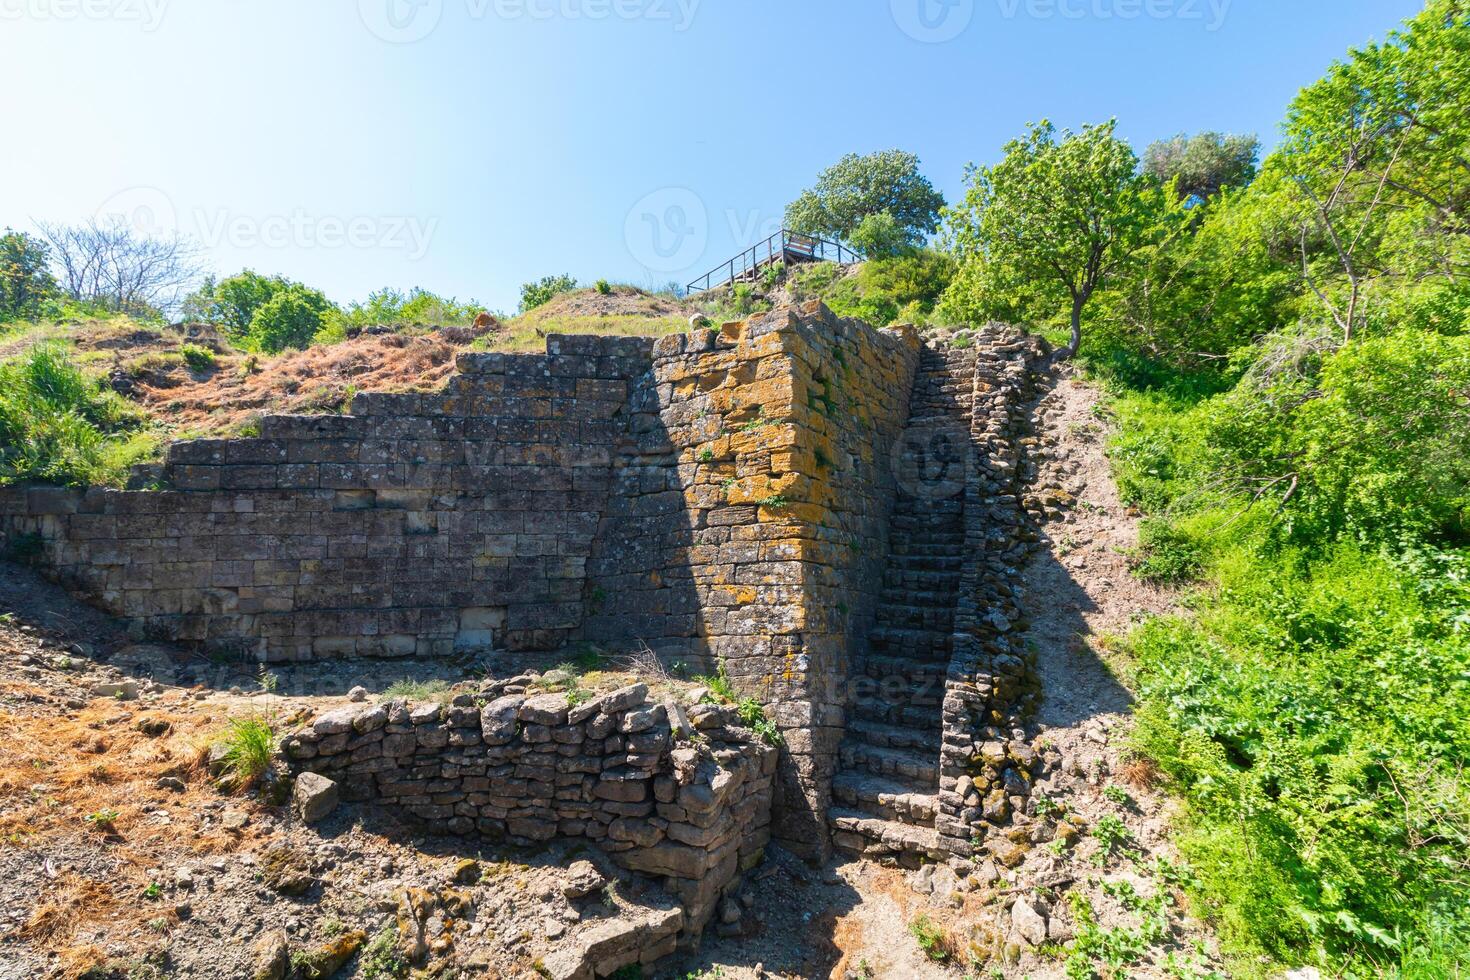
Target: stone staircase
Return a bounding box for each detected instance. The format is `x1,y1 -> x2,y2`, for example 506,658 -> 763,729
830,343 -> 977,865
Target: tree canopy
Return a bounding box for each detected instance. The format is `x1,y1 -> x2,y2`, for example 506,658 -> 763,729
1143,132 -> 1260,203
945,120 -> 1180,357
785,150 -> 945,248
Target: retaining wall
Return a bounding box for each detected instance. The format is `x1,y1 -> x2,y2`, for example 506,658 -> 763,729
281,681 -> 775,942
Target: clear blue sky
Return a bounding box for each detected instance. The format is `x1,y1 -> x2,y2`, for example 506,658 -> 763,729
0,0 -> 1424,314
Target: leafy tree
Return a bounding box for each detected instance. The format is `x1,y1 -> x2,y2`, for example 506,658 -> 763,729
331,287 -> 486,331
785,150 -> 945,246
0,229 -> 58,322
1270,0 -> 1470,342
519,274 -> 578,313
946,120 -> 1179,357
182,270 -> 286,335
849,212 -> 913,259
244,284 -> 336,353
1143,132 -> 1261,203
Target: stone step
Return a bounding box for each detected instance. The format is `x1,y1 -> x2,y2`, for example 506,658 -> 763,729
846,718 -> 944,753
885,555 -> 964,572
856,654 -> 950,683
849,697 -> 942,730
882,569 -> 961,589
875,605 -> 956,632
839,740 -> 939,785
879,587 -> 958,608
867,627 -> 953,658
829,808 -> 946,864
831,773 -> 937,826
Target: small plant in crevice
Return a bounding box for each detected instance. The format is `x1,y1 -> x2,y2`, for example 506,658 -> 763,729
736,696 -> 783,746
908,913 -> 951,962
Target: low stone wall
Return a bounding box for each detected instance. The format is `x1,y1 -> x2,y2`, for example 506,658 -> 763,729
937,327 -> 1048,856
282,681 -> 776,940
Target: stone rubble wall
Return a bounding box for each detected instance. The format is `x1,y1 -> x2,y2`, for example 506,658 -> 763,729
0,336 -> 654,662
937,327 -> 1048,857
584,303 -> 919,858
281,681 -> 776,943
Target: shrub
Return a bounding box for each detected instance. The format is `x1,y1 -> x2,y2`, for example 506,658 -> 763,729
519,274 -> 578,313
0,344 -> 154,487
179,343 -> 216,371
218,716 -> 275,787
244,284 -> 336,354
594,279 -> 612,295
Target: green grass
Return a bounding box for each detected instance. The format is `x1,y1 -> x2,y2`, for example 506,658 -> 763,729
218,715 -> 276,786
0,342 -> 157,486
381,678 -> 452,702
1100,359 -> 1470,977
908,914 -> 950,962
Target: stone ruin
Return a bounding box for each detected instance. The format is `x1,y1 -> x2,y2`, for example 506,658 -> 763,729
0,302 -> 1050,957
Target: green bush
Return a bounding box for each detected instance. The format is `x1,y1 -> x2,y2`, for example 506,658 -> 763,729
594,279 -> 612,295
323,286 -> 487,339
0,344 -> 155,487
822,249 -> 955,327
1128,542 -> 1470,972
519,274 -> 578,313
179,343 -> 216,371
245,285 -> 335,354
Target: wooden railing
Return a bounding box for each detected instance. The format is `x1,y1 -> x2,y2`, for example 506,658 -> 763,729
686,230 -> 862,294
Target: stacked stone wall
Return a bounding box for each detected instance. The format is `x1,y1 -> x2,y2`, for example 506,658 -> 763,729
937,327 -> 1048,855
282,681 -> 776,941
583,303 -> 919,857
0,336 -> 654,661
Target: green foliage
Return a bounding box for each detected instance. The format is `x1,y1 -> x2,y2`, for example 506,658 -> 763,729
849,211 -> 912,259
594,279 -> 613,295
325,286 -> 486,338
785,149 -> 946,246
185,271 -> 338,353
736,697 -> 782,746
382,678 -> 452,702
179,343 -> 216,371
219,715 -> 275,785
245,284 -> 336,354
0,229 -> 58,322
1143,132 -> 1260,203
695,662 -> 736,703
0,344 -> 154,487
908,914 -> 950,962
944,119 -> 1182,356
822,249 -> 955,327
519,274 -> 578,313
1130,519 -> 1205,584
358,927 -> 408,979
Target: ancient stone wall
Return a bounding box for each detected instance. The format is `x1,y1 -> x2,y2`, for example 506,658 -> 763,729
0,336 -> 655,661
282,681 -> 775,943
583,304 -> 919,857
937,328 -> 1047,857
